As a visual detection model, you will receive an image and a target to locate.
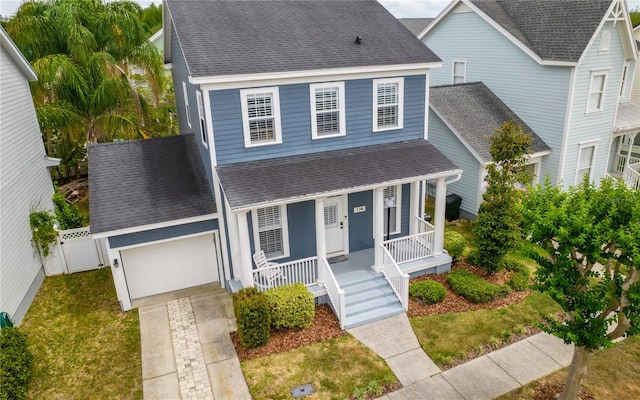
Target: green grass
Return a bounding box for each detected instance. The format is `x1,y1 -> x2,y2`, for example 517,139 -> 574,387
497,336 -> 640,399
241,335 -> 397,400
20,268 -> 141,399
445,220 -> 476,255
410,292 -> 561,367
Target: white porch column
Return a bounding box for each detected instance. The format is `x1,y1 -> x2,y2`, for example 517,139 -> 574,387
236,211 -> 254,287
226,205 -> 242,280
627,133 -> 638,167
373,187 -> 385,272
433,177 -> 446,256
315,198 -> 327,283
409,181 -> 420,235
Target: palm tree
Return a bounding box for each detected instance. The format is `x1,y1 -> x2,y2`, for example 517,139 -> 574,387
6,0 -> 166,152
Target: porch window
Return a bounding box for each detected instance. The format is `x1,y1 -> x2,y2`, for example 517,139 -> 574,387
182,82 -> 191,128
576,142 -> 598,184
452,61 -> 466,84
254,205 -> 289,260
373,77 -> 404,131
241,87 -> 282,147
586,71 -> 608,113
383,185 -> 401,235
196,91 -> 207,147
310,82 -> 346,139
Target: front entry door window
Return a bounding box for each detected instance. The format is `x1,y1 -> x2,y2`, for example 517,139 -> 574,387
324,196 -> 346,255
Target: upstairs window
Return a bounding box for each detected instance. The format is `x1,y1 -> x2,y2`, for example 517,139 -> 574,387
373,77 -> 404,132
576,142 -> 598,184
586,71 -> 608,113
599,30 -> 610,52
196,91 -> 207,146
619,62 -> 630,98
383,185 -> 402,235
452,61 -> 466,84
254,205 -> 289,260
240,87 -> 282,147
310,82 -> 346,139
182,82 -> 191,128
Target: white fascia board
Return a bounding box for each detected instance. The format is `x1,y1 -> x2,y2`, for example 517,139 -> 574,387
418,0 -> 462,41
430,105 -> 486,164
191,63 -> 441,88
44,156 -> 61,166
149,28 -> 163,43
162,0 -> 172,64
92,213 -> 218,239
0,27 -> 37,81
528,150 -> 551,160
227,169 -> 463,213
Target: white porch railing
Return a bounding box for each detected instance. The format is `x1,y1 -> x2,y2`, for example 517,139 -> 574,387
614,153 -> 640,173
622,162 -> 640,190
381,246 -> 409,310
383,217 -> 435,264
252,256 -> 318,291
319,257 -> 346,329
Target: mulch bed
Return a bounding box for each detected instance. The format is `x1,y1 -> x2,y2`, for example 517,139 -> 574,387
533,382 -> 594,400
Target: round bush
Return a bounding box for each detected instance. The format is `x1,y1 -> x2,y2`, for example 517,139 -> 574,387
444,231 -> 466,261
446,269 -> 511,303
264,283 -> 315,329
232,287 -> 271,348
502,259 -> 531,291
0,326 -> 34,400
409,280 -> 447,304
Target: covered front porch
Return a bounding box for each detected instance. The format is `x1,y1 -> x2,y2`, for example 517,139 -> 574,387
608,102 -> 640,190
216,140 -> 462,329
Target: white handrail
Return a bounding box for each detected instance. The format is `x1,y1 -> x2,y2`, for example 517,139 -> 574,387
319,257 -> 346,329
622,162 -> 640,190
252,256 -> 318,291
416,216 -> 435,234
381,246 -> 409,310
383,230 -> 435,264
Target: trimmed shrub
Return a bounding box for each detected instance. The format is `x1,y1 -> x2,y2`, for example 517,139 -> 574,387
232,287 -> 271,348
444,231 -> 466,261
503,259 -> 531,291
264,283 -> 315,329
409,280 -> 447,304
0,327 -> 34,400
446,269 -> 511,303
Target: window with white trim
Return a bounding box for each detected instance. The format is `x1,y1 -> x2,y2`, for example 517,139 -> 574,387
586,71 -> 608,113
240,87 -> 282,147
452,61 -> 466,84
599,30 -> 610,52
310,82 -> 346,139
196,91 -> 207,146
576,142 -> 598,184
182,82 -> 191,128
373,77 -> 404,131
619,62 -> 630,98
254,205 -> 289,260
383,185 -> 402,235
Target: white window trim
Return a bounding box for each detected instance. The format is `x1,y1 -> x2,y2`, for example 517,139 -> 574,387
240,87 -> 282,148
599,30 -> 610,52
619,61 -> 631,99
373,77 -> 404,132
586,69 -> 609,114
309,82 -> 346,139
196,90 -> 208,148
575,140 -> 599,184
252,205 -> 290,261
452,60 -> 466,84
383,185 -> 402,235
182,82 -> 191,128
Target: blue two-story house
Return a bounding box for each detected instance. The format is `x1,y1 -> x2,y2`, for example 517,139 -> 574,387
89,0 -> 462,329
419,0 -> 639,215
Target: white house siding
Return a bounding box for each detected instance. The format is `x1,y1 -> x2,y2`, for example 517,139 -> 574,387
563,20 -> 626,186
0,46 -> 55,324
631,28 -> 640,105
424,8 -> 571,185
428,110 -> 482,215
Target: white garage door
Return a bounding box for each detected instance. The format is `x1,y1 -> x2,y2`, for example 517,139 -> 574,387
121,233 -> 219,299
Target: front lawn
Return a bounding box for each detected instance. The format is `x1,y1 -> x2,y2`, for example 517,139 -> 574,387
20,268 -> 141,399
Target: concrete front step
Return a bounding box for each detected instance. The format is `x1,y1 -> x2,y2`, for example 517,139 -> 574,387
342,275 -> 404,329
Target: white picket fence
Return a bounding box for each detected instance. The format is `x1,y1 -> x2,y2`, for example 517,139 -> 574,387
58,226 -> 107,273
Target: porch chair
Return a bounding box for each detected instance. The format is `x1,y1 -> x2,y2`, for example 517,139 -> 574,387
253,250 -> 286,290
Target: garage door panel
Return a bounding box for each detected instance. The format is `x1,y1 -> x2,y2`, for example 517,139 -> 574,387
122,234 -> 218,299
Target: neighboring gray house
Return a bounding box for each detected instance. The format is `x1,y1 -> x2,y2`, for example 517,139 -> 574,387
0,27 -> 59,324
421,0 -> 640,190
429,82 -> 550,216
398,18 -> 433,36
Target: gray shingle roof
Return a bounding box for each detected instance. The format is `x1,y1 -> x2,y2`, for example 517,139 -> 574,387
89,134 -> 215,234
216,140 -> 460,210
167,0 -> 441,78
430,82 -> 550,163
470,0 -> 611,62
399,18 -> 434,36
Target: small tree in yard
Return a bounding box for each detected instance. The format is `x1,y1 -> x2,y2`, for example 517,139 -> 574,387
522,178 -> 640,400
472,121 -> 531,273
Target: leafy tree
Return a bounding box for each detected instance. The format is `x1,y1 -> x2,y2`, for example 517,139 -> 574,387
630,9 -> 640,28
471,121 -> 531,273
522,178 -> 640,400
5,0 -> 173,175
138,2 -> 162,36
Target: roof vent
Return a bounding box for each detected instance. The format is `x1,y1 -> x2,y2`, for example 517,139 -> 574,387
355,36 -> 362,44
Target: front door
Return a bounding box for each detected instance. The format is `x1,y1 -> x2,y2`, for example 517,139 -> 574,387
324,195 -> 347,256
